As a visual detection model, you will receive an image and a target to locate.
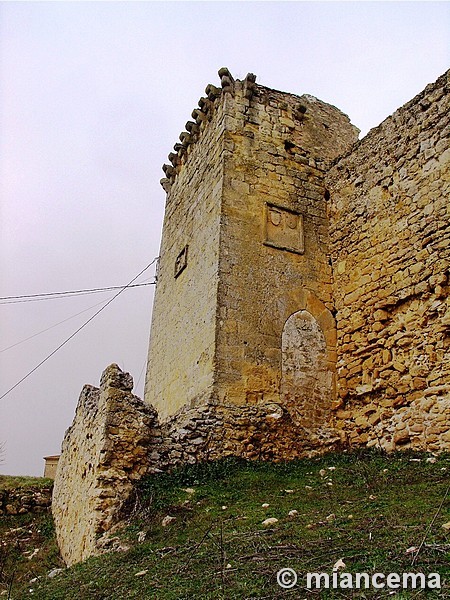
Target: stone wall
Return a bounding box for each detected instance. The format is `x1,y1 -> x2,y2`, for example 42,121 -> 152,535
0,486 -> 52,516
53,71 -> 449,567
144,83 -> 227,420
154,398 -> 340,469
52,364 -> 161,566
327,69 -> 450,452
215,81 -> 358,423
54,364 -> 341,565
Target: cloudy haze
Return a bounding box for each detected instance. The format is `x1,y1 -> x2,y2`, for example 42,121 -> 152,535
1,1 -> 449,475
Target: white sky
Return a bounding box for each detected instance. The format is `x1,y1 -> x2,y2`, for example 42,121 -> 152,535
0,1 -> 449,476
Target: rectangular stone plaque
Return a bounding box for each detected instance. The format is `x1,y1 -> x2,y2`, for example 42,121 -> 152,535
264,203 -> 304,254
174,245 -> 188,278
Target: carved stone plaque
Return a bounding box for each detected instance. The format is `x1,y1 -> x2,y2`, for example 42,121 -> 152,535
174,245 -> 188,278
264,203 -> 304,254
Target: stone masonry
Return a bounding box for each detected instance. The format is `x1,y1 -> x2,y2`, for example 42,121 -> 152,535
327,70 -> 449,452
54,363 -> 342,565
0,486 -> 52,516
52,364 -> 161,566
145,68 -> 359,440
53,69 -> 449,565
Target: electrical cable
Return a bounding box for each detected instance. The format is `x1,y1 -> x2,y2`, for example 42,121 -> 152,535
0,282 -> 154,304
0,297 -> 110,353
135,358 -> 148,393
0,258 -> 158,401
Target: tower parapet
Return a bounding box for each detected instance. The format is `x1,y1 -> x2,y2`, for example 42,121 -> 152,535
160,69 -> 259,192
160,68 -> 359,193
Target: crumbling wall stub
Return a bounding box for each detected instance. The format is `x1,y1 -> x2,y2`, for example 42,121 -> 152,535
52,365 -> 161,566
53,365 -> 341,566
0,487 -> 52,516
154,401 -> 340,468
327,69 -> 450,452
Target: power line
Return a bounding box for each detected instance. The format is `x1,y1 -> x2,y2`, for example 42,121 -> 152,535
0,258 -> 158,401
0,297 -> 110,353
0,282 -> 155,305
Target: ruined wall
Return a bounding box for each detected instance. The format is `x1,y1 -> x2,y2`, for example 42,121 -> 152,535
53,365 -> 161,566
53,71 -> 450,567
327,70 -> 450,452
54,365 -> 341,565
0,486 -> 52,516
155,400 -> 340,467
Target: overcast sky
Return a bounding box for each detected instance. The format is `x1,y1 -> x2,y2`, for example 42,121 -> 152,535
1,1 -> 449,476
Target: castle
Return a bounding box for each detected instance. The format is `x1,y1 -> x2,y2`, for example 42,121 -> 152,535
52,68 -> 449,565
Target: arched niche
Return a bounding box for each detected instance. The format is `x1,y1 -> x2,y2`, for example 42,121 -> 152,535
280,304 -> 336,428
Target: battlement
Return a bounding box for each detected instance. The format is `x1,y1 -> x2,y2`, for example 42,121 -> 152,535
160,67 -> 359,192
160,67 -> 236,191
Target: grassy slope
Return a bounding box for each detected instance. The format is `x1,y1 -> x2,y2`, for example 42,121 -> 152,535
0,477 -> 62,598
8,450 -> 450,599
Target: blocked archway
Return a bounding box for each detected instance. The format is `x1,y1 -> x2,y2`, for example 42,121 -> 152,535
280,303 -> 335,428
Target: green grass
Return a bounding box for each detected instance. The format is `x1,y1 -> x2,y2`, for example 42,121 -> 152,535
0,478 -> 61,599
0,475 -> 53,491
7,450 -> 450,599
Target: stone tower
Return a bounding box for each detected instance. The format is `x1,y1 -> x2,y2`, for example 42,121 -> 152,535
144,68 -> 359,428
52,71 -> 449,567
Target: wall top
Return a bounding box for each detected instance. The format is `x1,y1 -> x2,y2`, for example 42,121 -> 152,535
160,67 -> 359,193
